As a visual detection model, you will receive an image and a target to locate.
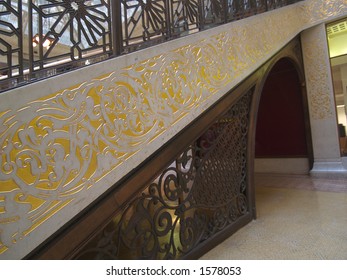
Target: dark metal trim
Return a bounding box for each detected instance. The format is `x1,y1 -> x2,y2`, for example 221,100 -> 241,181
0,0 -> 304,92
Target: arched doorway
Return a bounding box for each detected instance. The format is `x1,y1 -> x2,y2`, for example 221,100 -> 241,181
255,57 -> 312,174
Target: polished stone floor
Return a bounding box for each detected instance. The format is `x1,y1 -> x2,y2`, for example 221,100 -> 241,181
200,173 -> 347,260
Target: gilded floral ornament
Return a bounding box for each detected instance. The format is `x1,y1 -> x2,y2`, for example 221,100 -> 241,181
301,0 -> 347,25
1,0 -> 347,259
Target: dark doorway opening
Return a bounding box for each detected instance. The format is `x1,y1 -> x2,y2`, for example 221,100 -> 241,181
255,58 -> 309,159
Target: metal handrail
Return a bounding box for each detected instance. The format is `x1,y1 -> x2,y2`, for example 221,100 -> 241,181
0,0 -> 303,92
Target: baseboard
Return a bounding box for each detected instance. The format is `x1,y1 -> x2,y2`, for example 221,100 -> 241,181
254,158 -> 310,175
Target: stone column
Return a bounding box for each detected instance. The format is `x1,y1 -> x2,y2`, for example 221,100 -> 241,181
301,23 -> 347,175
342,65 -> 347,117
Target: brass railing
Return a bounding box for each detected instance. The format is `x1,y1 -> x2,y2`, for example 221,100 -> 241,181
0,0 -> 302,91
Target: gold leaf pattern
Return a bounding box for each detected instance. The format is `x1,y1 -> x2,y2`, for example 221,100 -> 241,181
302,24 -> 334,120
0,0 -> 346,258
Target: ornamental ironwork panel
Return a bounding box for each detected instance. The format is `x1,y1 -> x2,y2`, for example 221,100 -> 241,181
201,0 -> 225,27
232,0 -> 265,19
74,88 -> 254,260
255,0 -> 267,14
170,0 -> 200,38
121,0 -> 169,51
28,0 -> 112,75
0,0 -> 23,88
266,0 -> 286,10
0,0 -> 303,91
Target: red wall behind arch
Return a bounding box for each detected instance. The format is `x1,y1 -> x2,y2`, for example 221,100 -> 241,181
255,58 -> 308,157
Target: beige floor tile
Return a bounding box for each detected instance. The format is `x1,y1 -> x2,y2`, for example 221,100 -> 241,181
200,174 -> 347,260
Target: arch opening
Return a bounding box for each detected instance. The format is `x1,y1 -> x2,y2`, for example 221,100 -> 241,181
255,57 -> 311,174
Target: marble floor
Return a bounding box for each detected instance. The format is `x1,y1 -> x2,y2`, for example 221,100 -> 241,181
201,173 -> 347,260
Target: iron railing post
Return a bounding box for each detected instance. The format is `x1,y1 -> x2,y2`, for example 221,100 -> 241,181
28,0 -> 34,81
111,0 -> 123,56
165,0 -> 171,39
17,0 -> 23,82
223,0 -> 229,24
198,0 -> 204,30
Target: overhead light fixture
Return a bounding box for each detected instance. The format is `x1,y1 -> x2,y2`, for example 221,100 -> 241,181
32,33 -> 54,49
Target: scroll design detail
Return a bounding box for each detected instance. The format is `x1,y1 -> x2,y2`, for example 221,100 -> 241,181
75,89 -> 253,259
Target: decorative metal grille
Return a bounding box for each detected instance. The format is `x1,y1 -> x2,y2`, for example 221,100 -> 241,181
266,0 -> 286,10
170,0 -> 200,37
0,0 -> 303,90
121,0 -> 169,51
201,0 -> 225,27
0,0 -> 23,88
74,88 -> 254,260
29,0 -> 112,76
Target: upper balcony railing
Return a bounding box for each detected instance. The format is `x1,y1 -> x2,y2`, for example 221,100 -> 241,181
0,0 -> 302,92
